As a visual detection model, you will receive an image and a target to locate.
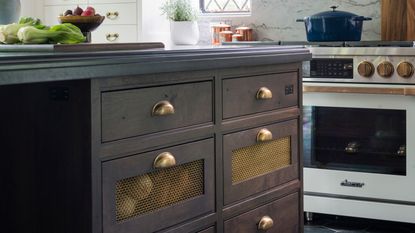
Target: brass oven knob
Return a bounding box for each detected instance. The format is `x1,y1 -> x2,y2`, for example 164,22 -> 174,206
397,61 -> 414,78
258,215 -> 274,231
377,61 -> 394,78
357,61 -> 375,78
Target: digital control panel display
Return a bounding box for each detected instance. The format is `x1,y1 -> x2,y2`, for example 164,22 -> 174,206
310,59 -> 354,79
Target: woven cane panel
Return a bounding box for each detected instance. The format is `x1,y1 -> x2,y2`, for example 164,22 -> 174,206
115,160 -> 204,222
232,137 -> 291,184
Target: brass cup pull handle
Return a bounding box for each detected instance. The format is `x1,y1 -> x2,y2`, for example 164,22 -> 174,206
152,101 -> 175,116
258,215 -> 274,231
256,87 -> 273,100
153,152 -> 176,169
257,128 -> 273,142
106,33 -> 119,42
106,11 -> 119,19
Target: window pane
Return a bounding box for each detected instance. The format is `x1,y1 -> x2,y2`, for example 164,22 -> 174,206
202,0 -> 251,13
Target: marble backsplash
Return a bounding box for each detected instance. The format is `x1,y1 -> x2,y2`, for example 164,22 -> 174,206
197,0 -> 381,44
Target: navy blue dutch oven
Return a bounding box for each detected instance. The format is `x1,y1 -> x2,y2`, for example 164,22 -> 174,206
296,6 -> 372,41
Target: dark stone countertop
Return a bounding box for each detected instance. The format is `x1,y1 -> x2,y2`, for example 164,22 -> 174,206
0,45 -> 311,86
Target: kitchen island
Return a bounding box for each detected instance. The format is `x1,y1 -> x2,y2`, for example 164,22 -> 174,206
0,46 -> 311,233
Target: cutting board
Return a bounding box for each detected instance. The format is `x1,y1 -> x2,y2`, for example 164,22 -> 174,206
0,42 -> 165,52
381,0 -> 415,40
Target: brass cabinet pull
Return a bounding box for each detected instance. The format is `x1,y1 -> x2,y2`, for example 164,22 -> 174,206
304,85 -> 415,96
106,11 -> 119,19
256,87 -> 273,100
258,215 -> 274,231
106,33 -> 119,42
153,152 -> 176,169
151,101 -> 175,116
257,128 -> 273,142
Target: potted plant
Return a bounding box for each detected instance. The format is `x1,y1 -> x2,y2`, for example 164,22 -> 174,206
161,0 -> 199,45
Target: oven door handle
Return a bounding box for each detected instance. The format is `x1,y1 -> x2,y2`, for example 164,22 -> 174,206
303,85 -> 415,96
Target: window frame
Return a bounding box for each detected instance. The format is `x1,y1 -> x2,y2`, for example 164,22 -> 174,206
199,0 -> 251,15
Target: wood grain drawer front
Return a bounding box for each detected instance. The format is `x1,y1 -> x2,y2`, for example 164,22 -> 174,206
94,3 -> 137,25
222,72 -> 298,119
223,120 -> 299,205
101,81 -> 213,142
92,25 -> 138,43
224,192 -> 300,233
198,226 -> 215,233
102,139 -> 215,233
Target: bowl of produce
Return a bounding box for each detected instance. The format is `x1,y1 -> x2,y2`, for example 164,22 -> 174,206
0,16 -> 86,44
58,6 -> 104,42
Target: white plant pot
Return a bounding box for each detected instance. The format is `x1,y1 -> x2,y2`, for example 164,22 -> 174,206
170,21 -> 199,45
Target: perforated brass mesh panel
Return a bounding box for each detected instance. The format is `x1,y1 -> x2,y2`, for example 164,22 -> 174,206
115,160 -> 204,222
232,137 -> 291,184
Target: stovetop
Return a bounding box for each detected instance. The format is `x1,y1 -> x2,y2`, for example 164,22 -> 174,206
224,40 -> 415,47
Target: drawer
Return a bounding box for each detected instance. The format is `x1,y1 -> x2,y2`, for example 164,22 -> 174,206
94,3 -> 137,25
224,193 -> 300,233
91,25 -> 137,43
198,226 -> 215,233
43,5 -> 87,25
101,81 -> 213,142
102,139 -> 215,233
223,120 -> 299,205
44,0 -> 87,6
222,72 -> 298,119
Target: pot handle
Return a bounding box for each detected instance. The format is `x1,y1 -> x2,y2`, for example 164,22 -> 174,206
296,18 -> 305,22
354,16 -> 372,21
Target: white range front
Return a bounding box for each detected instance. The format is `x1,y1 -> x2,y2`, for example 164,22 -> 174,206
302,47 -> 415,223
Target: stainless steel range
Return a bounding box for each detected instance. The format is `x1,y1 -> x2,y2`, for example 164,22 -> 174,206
303,43 -> 415,224
227,41 -> 415,223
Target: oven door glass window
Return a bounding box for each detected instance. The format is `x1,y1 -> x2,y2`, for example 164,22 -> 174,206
303,106 -> 406,175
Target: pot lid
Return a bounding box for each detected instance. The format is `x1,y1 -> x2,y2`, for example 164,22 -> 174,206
310,6 -> 358,18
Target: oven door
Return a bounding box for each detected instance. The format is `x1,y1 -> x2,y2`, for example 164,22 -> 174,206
303,83 -> 415,202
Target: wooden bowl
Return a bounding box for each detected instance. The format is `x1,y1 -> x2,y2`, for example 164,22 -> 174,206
58,15 -> 105,32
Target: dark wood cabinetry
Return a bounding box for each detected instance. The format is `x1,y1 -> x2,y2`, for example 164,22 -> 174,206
1,60 -> 304,233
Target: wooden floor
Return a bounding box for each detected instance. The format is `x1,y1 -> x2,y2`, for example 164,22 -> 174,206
304,214 -> 415,233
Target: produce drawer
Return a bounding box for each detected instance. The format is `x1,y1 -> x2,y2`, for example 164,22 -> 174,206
102,139 -> 215,233
222,72 -> 298,119
224,192 -> 300,233
101,81 -> 213,142
223,120 -> 299,205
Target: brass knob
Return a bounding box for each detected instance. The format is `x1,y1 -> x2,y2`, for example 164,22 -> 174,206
106,11 -> 119,20
377,61 -> 394,78
152,100 -> 175,116
257,129 -> 273,142
106,33 -> 119,42
258,215 -> 274,231
256,87 -> 273,100
357,61 -> 375,78
397,61 -> 414,78
153,152 -> 176,169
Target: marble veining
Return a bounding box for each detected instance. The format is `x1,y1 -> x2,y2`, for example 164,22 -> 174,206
197,0 -> 381,44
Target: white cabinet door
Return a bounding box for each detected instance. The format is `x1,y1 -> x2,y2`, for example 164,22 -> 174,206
94,3 -> 137,25
92,25 -> 137,43
88,0 -> 135,4
44,0 -> 87,6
